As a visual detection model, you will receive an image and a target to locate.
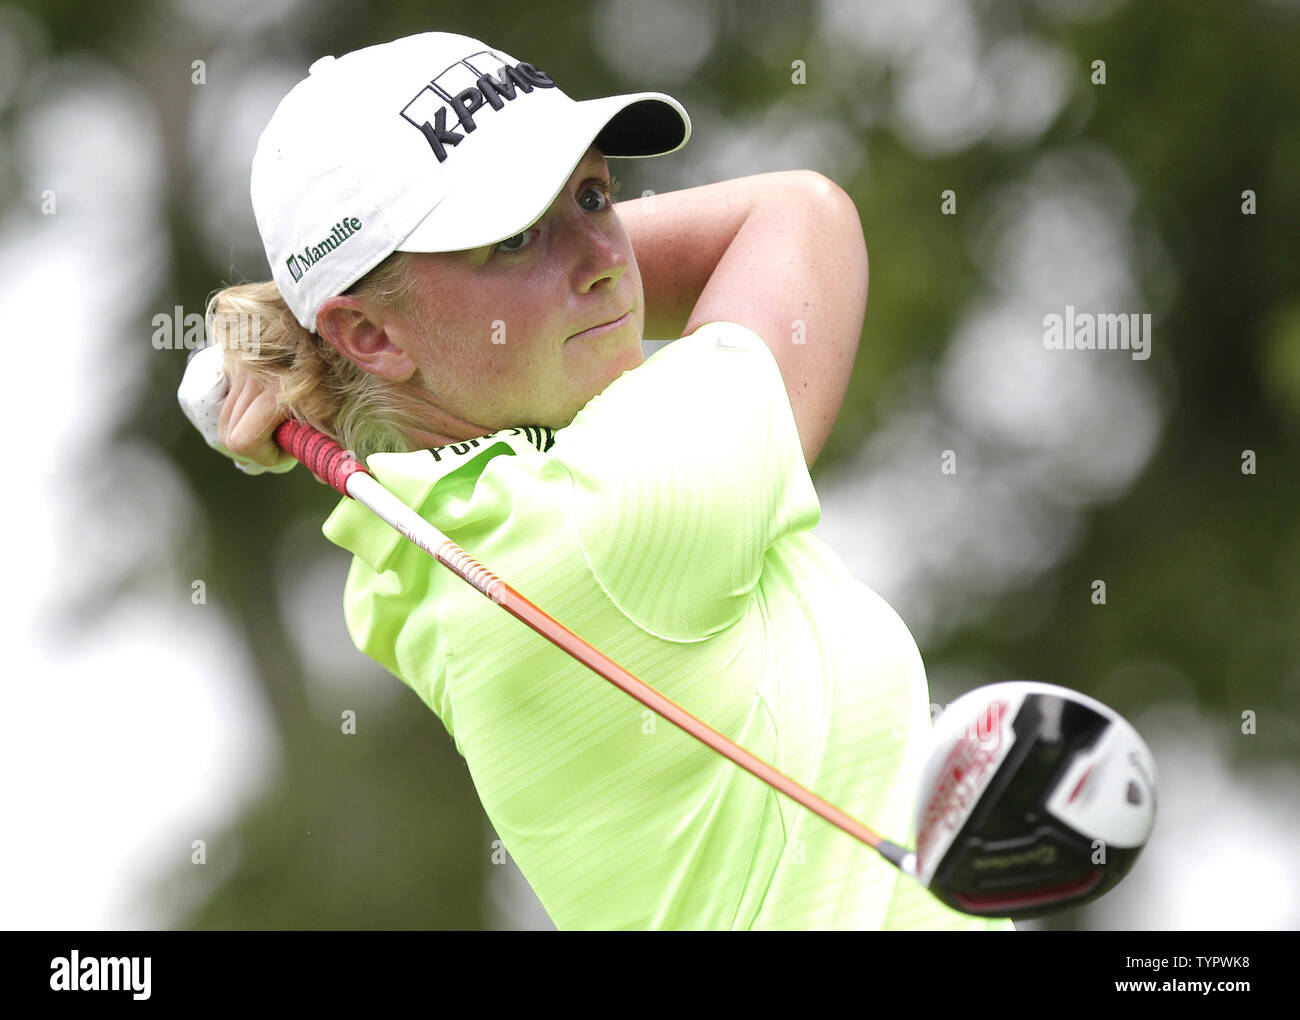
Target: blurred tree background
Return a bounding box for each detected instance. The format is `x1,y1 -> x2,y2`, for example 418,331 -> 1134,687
4,0 -> 1296,930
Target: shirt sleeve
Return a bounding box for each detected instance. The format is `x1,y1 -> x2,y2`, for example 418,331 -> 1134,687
549,319 -> 822,640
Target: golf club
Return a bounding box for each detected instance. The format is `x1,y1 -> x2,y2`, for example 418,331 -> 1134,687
273,418 -> 1158,920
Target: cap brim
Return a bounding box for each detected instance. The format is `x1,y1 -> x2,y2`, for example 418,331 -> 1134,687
397,91 -> 690,254
592,94 -> 690,157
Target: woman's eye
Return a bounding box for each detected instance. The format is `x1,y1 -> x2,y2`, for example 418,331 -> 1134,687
578,176 -> 620,213
495,231 -> 533,253
578,188 -> 607,213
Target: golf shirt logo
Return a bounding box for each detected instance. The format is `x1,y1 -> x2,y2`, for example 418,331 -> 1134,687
400,50 -> 556,163
426,424 -> 556,463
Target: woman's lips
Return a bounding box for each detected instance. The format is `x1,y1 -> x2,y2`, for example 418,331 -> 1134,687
567,311 -> 632,341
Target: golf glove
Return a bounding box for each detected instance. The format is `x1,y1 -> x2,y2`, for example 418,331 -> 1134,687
177,344 -> 296,475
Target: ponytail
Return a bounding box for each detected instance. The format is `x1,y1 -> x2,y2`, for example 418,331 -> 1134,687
205,252 -> 425,461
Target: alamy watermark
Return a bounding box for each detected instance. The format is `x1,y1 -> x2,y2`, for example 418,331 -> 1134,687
152,305 -> 262,357
50,950 -> 150,1000
1043,305 -> 1151,361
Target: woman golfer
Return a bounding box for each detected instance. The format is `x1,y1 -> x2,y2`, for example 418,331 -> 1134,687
180,30 -> 1013,931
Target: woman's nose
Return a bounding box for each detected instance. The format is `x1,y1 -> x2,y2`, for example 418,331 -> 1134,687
566,214 -> 628,294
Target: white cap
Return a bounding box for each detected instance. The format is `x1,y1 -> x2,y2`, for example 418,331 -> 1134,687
251,32 -> 691,332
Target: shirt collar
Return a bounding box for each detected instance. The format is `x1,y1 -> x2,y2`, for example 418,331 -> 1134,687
321,425 -> 556,573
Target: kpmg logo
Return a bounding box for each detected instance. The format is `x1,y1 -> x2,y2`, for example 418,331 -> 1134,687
401,50 -> 556,162
285,216 -> 363,284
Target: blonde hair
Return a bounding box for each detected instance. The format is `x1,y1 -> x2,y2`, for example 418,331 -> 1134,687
205,252 -> 429,461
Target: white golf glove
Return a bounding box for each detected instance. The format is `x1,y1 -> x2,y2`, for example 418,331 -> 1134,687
177,344 -> 296,475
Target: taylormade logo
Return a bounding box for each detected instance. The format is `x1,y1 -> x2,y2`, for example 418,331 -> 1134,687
915,701 -> 1007,867
285,216 -> 363,284
401,50 -> 556,163
50,950 -> 151,1000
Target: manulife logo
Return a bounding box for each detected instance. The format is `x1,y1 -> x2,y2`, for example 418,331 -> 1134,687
285,216 -> 363,283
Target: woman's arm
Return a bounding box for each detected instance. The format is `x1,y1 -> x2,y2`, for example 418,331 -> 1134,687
615,171 -> 868,470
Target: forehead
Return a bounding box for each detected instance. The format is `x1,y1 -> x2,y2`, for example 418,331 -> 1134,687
577,144 -> 606,172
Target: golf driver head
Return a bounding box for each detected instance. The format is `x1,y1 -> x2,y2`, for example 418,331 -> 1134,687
912,681 -> 1157,920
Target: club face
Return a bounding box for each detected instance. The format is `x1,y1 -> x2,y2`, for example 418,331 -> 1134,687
913,682 -> 1157,920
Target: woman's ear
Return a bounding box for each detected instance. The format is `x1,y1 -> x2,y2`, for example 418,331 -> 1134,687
316,295 -> 418,382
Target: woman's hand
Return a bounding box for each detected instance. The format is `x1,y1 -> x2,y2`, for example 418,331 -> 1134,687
218,364 -> 295,472
178,344 -> 295,474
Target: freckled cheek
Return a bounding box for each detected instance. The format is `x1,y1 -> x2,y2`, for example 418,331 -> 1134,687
458,314 -> 558,390
461,281 -> 560,347
448,302 -> 506,349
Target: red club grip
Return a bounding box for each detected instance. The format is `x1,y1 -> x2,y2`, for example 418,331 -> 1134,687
273,419 -> 369,495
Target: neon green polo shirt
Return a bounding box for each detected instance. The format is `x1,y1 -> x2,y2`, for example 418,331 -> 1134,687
322,320 -> 1015,931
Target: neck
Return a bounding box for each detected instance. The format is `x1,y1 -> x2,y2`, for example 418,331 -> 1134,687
388,378 -> 493,451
